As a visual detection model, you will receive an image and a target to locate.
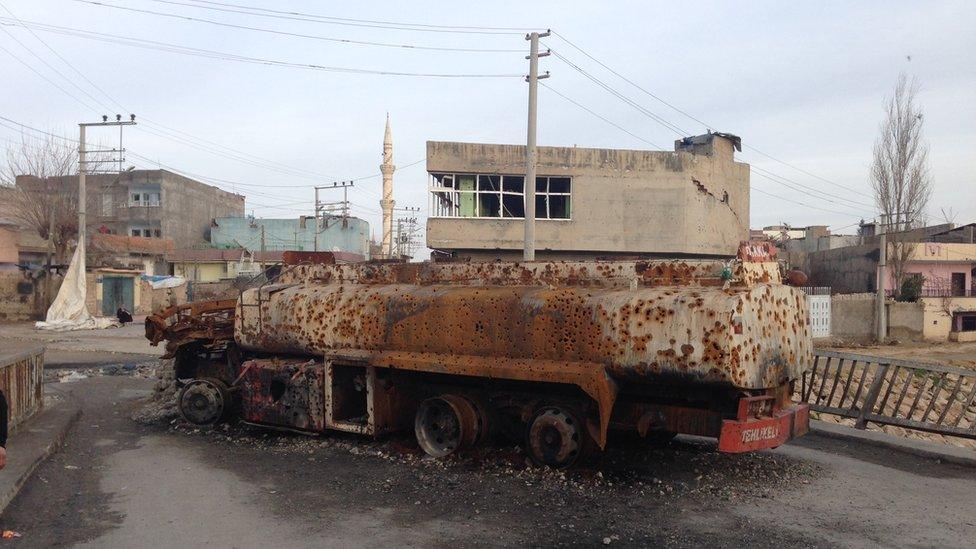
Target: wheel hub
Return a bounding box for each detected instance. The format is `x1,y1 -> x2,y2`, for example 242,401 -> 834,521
178,379 -> 227,425
527,407 -> 583,469
415,394 -> 483,458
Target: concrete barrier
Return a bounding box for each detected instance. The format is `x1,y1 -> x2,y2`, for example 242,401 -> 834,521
0,346 -> 44,430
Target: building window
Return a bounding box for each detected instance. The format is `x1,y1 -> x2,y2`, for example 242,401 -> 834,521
131,229 -> 142,237
429,173 -> 571,219
130,191 -> 161,207
153,229 -> 161,238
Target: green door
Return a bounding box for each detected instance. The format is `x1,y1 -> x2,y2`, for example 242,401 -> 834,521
101,276 -> 135,315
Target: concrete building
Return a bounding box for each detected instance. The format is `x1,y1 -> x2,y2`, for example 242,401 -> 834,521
807,223 -> 976,296
16,169 -> 244,249
168,248 -> 285,282
761,224 -> 822,243
209,215 -> 370,258
425,133 -> 749,260
0,219 -> 17,270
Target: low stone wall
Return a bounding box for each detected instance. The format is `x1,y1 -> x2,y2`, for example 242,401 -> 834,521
888,301 -> 925,341
830,293 -> 876,342
829,293 -> 959,342
0,270 -> 61,322
187,280 -> 239,302
0,347 -> 44,430
140,278 -> 188,315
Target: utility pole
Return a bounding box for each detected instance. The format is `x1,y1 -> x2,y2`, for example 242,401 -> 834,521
876,215 -> 886,342
78,115 -> 136,255
45,203 -> 55,307
523,30 -> 550,261
314,181 -> 354,251
260,223 -> 266,272
393,206 -> 420,259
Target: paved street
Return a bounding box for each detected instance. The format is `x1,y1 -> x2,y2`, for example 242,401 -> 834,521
1,367 -> 974,547
0,320 -> 161,368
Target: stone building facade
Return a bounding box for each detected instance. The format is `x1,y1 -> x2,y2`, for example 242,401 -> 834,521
16,169 -> 244,249
425,133 -> 749,260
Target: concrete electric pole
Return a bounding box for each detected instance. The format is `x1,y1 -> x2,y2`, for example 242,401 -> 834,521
314,181 -> 354,251
523,30 -> 550,261
876,217 -> 886,342
78,115 -> 136,254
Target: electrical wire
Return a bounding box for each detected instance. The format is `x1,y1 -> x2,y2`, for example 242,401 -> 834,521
143,0 -> 534,34
75,1 -> 525,53
546,48 -> 688,137
0,10 -> 346,182
0,18 -> 524,78
546,40 -> 877,212
540,82 -> 664,149
549,30 -> 873,198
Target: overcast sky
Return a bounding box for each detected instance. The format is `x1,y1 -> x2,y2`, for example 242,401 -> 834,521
1,0 -> 974,244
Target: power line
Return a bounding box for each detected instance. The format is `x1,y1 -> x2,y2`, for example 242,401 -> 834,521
546,48 -> 688,137
145,0 -> 534,34
0,40 -> 101,116
750,165 -> 876,210
0,10 -> 346,183
548,30 -> 873,198
545,38 -> 877,212
751,173 -> 872,218
0,18 -> 524,78
75,1 -> 525,53
540,82 -> 664,149
535,81 -> 878,214
0,114 -> 411,211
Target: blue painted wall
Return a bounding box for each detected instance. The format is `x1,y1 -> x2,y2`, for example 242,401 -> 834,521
211,216 -> 370,258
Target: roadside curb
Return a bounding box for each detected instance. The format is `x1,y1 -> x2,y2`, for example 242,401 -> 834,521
0,404 -> 83,517
809,420 -> 976,468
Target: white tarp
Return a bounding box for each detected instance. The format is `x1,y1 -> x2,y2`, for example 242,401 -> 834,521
141,275 -> 186,290
35,240 -> 120,331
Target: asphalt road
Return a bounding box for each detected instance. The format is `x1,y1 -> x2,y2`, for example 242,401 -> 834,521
1,372 -> 974,548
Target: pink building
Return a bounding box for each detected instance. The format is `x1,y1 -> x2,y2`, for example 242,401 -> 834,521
884,242 -> 976,297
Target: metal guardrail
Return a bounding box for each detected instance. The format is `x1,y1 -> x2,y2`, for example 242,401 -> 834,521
0,346 -> 45,431
799,350 -> 976,440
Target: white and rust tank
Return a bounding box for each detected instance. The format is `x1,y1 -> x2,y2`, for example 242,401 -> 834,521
234,244 -> 812,391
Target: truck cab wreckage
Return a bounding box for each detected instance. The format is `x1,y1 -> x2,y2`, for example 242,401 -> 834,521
146,245 -> 812,468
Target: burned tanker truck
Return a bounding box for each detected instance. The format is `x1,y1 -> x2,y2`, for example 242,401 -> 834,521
146,244 -> 811,468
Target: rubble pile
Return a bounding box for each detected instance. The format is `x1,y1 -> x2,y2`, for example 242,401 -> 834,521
160,417 -> 822,502
131,359 -> 180,425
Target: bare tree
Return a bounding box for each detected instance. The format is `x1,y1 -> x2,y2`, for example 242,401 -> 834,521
0,132 -> 79,261
870,73 -> 933,296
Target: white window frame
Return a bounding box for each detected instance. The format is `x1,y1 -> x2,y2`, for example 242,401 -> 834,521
428,172 -> 571,220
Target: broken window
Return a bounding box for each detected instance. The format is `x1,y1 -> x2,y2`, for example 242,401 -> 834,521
429,172 -> 571,220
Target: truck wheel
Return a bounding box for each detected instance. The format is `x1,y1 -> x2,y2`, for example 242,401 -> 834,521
525,406 -> 592,469
178,378 -> 231,425
414,394 -> 484,458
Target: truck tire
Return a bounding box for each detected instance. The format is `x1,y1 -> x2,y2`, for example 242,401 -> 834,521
525,406 -> 593,469
414,394 -> 485,458
178,378 -> 232,425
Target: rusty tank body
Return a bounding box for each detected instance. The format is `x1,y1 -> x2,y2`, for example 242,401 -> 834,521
236,257 -> 810,391
150,245 -> 813,468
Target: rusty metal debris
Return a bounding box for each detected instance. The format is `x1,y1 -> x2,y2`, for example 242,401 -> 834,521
150,242 -> 814,466
145,299 -> 236,358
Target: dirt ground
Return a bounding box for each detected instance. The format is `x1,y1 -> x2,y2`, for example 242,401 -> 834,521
2,373 -> 974,548
826,340 -> 976,369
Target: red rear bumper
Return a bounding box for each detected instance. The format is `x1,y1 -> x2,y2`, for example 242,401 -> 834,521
717,403 -> 810,453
